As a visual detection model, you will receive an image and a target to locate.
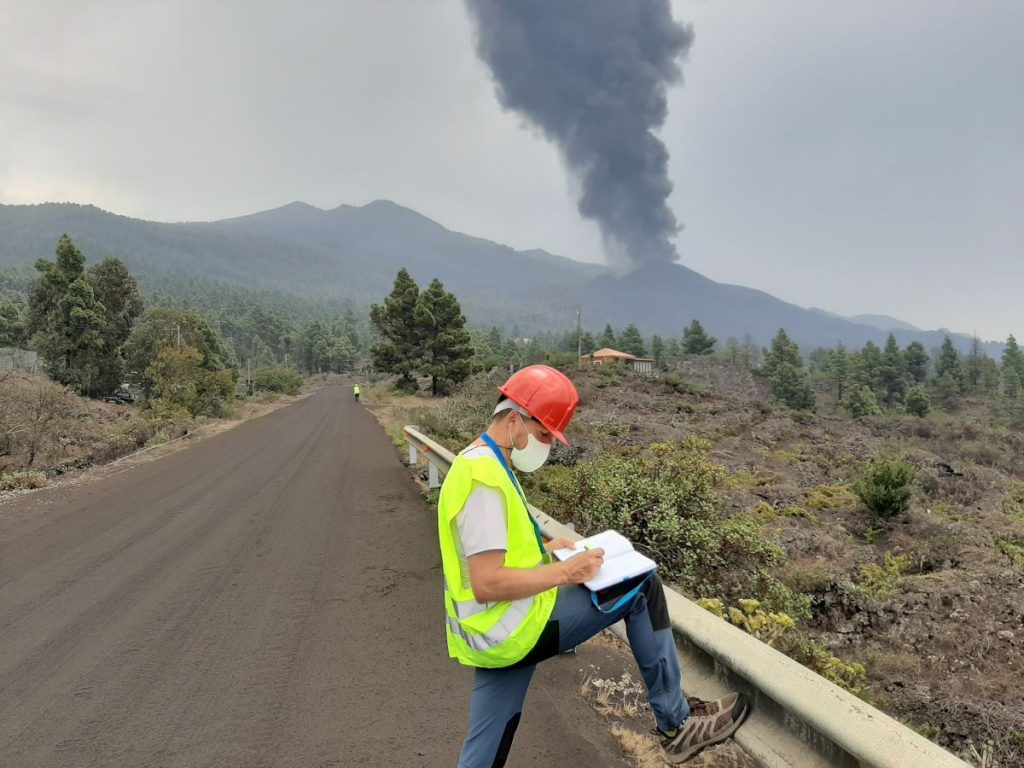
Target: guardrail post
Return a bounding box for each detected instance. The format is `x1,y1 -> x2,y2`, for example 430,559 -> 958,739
407,441 -> 417,467
428,462 -> 440,489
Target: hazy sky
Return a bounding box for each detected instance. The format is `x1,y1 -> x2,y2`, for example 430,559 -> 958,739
1,1 -> 1020,340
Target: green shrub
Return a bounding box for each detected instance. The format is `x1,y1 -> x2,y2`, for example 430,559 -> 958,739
697,597 -> 865,694
803,483 -> 859,512
1003,481 -> 1024,520
662,373 -> 710,397
854,454 -> 915,519
844,385 -> 883,417
141,400 -> 193,444
904,386 -> 931,417
534,438 -> 804,612
0,470 -> 48,491
252,366 -> 303,396
783,637 -> 868,695
146,345 -> 236,417
745,501 -> 817,523
777,562 -> 833,594
851,553 -> 911,600
995,538 -> 1024,571
696,597 -> 796,647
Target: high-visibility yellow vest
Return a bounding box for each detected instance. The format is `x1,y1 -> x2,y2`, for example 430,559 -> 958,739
437,451 -> 556,668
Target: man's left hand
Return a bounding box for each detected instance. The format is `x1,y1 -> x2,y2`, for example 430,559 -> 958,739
543,537 -> 578,553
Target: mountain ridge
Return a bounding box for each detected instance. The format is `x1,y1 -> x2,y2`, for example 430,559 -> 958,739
0,201 -> 1006,354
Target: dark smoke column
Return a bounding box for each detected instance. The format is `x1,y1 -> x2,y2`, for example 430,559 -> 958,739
465,0 -> 693,268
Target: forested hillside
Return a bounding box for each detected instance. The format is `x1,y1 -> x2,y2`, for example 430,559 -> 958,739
1,201 -> 1009,352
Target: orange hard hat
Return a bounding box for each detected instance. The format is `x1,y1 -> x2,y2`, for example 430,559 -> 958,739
498,365 -> 579,445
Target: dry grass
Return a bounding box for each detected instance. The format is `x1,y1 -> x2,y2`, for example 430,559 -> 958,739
609,725 -> 666,768
0,370 -> 307,499
579,668 -> 651,720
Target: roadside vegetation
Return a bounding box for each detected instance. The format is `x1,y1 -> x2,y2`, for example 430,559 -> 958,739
0,236 -> 327,487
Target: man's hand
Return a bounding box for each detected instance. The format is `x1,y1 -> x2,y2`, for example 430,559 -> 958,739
560,548 -> 605,584
543,537 -> 578,553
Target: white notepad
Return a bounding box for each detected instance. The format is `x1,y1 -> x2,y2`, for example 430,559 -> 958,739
552,530 -> 657,592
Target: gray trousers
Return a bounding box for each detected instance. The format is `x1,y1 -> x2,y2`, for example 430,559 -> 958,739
456,575 -> 687,768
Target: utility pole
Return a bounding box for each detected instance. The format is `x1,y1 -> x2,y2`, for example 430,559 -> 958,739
576,304 -> 582,368
247,358 -> 252,396
176,324 -> 181,348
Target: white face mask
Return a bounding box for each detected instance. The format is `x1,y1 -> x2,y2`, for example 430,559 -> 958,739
509,415 -> 551,473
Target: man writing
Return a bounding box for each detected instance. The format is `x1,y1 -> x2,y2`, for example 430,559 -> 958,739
437,364 -> 748,766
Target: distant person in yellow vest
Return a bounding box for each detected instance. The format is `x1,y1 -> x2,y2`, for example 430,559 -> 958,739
353,384 -> 360,401
438,365 -> 748,767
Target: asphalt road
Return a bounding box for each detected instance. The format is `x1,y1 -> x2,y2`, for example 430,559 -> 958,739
0,385 -> 630,768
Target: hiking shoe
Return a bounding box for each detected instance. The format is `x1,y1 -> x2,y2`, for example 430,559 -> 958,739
686,692 -> 740,718
651,695 -> 739,737
660,691 -> 749,763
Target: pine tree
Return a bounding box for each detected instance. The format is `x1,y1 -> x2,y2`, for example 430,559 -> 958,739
1002,335 -> 1024,397
879,333 -> 908,406
935,336 -> 963,386
579,331 -> 596,357
27,236 -> 107,393
964,335 -> 986,392
723,336 -> 741,366
904,341 -> 929,384
86,257 -> 144,394
764,329 -> 815,409
852,340 -> 883,393
664,338 -> 682,367
828,343 -> 850,401
600,324 -> 617,350
414,278 -> 473,396
741,333 -> 761,369
1004,366 -> 1022,400
763,329 -> 802,379
807,347 -> 831,375
618,323 -> 646,357
771,362 -> 816,410
681,319 -> 716,355
979,356 -> 1001,395
296,319 -> 333,373
370,269 -> 422,389
651,335 -> 665,369
487,326 -> 503,355
0,297 -> 26,347
330,336 -> 356,372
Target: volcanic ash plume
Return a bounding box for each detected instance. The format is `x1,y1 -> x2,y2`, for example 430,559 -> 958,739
465,0 -> 693,268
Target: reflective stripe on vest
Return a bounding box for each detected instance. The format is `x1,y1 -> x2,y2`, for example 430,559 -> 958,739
445,597 -> 533,651
451,595 -> 495,619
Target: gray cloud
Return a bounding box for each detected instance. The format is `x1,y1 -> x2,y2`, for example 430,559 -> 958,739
0,0 -> 1020,340
465,0 -> 692,269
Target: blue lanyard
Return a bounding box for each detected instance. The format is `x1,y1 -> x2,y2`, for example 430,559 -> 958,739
478,434 -> 652,613
478,433 -> 548,560
591,572 -> 653,614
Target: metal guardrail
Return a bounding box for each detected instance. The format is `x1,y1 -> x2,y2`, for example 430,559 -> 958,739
402,426 -> 973,768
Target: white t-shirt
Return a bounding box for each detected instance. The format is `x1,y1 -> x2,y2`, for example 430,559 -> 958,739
454,445 -> 510,589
